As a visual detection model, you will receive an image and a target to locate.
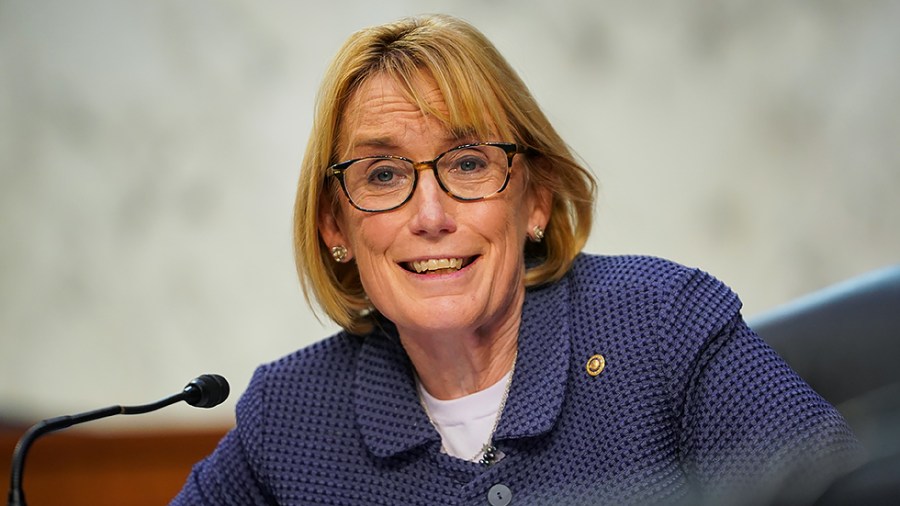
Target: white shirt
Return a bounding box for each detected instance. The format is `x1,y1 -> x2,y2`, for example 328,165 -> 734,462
417,371 -> 513,462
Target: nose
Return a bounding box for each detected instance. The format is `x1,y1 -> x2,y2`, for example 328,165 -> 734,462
407,169 -> 457,236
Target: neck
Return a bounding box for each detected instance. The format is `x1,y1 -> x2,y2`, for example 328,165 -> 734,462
399,294 -> 523,401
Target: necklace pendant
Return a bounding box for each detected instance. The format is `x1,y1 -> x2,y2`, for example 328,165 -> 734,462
479,444 -> 498,466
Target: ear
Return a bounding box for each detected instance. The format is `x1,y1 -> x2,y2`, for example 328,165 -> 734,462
318,193 -> 352,261
526,183 -> 552,233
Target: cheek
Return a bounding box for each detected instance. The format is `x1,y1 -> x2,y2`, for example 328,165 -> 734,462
348,225 -> 393,298
346,215 -> 398,260
494,197 -> 533,241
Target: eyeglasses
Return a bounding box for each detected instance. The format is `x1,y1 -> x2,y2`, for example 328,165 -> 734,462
327,142 -> 525,213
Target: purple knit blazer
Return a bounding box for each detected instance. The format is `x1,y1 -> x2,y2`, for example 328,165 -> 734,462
172,254 -> 860,505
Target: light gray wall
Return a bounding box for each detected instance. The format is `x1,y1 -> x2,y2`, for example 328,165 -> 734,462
2,0 -> 898,430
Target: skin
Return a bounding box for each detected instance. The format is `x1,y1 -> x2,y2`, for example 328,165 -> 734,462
319,73 -> 549,400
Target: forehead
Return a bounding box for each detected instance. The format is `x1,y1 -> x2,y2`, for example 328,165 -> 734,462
338,72 -> 500,156
340,74 -> 449,146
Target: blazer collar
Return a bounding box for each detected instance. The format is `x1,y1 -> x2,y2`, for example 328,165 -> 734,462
353,276 -> 572,458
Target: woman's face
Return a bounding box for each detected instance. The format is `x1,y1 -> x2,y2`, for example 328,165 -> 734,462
320,73 -> 549,339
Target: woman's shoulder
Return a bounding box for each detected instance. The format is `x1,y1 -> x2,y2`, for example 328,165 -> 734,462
229,331 -> 366,440
232,331 -> 362,414
564,253 -> 743,336
568,253 -> 716,294
254,331 -> 363,384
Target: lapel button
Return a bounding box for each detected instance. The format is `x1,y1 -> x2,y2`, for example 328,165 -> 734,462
586,354 -> 606,377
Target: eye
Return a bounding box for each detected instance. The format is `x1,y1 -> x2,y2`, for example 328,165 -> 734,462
457,157 -> 486,172
447,150 -> 490,174
361,160 -> 409,188
370,168 -> 395,183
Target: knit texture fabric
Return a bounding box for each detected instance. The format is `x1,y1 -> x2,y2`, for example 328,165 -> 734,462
171,254 -> 861,505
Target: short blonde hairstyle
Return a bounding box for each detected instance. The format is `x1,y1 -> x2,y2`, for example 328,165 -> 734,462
294,14 -> 596,334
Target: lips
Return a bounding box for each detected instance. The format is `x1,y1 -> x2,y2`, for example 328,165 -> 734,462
403,256 -> 477,274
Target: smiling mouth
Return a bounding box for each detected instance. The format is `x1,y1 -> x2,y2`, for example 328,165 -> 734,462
403,256 -> 477,274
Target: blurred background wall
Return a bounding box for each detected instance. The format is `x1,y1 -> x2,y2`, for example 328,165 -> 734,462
1,0 -> 898,430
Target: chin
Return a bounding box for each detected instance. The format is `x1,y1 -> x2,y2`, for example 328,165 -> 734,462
390,305 -> 482,335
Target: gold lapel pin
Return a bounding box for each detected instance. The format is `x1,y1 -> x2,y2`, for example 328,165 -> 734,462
586,354 -> 606,377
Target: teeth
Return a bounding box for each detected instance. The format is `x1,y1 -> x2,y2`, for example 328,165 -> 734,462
411,258 -> 464,273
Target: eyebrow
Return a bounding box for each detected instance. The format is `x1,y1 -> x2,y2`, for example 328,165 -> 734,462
350,137 -> 401,151
349,128 -> 482,154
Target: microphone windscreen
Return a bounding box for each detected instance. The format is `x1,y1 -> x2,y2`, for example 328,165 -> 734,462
185,374 -> 230,408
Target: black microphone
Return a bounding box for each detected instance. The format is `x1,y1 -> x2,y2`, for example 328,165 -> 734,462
7,374 -> 229,506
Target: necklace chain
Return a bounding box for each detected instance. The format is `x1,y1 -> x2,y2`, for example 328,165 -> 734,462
417,353 -> 517,466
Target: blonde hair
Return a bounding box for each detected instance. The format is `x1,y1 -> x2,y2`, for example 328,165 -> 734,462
294,14 -> 596,334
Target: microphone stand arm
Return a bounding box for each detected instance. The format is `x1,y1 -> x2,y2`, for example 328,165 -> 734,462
7,391 -> 189,506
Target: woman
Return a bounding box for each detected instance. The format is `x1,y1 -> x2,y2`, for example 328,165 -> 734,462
173,14 -> 859,505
